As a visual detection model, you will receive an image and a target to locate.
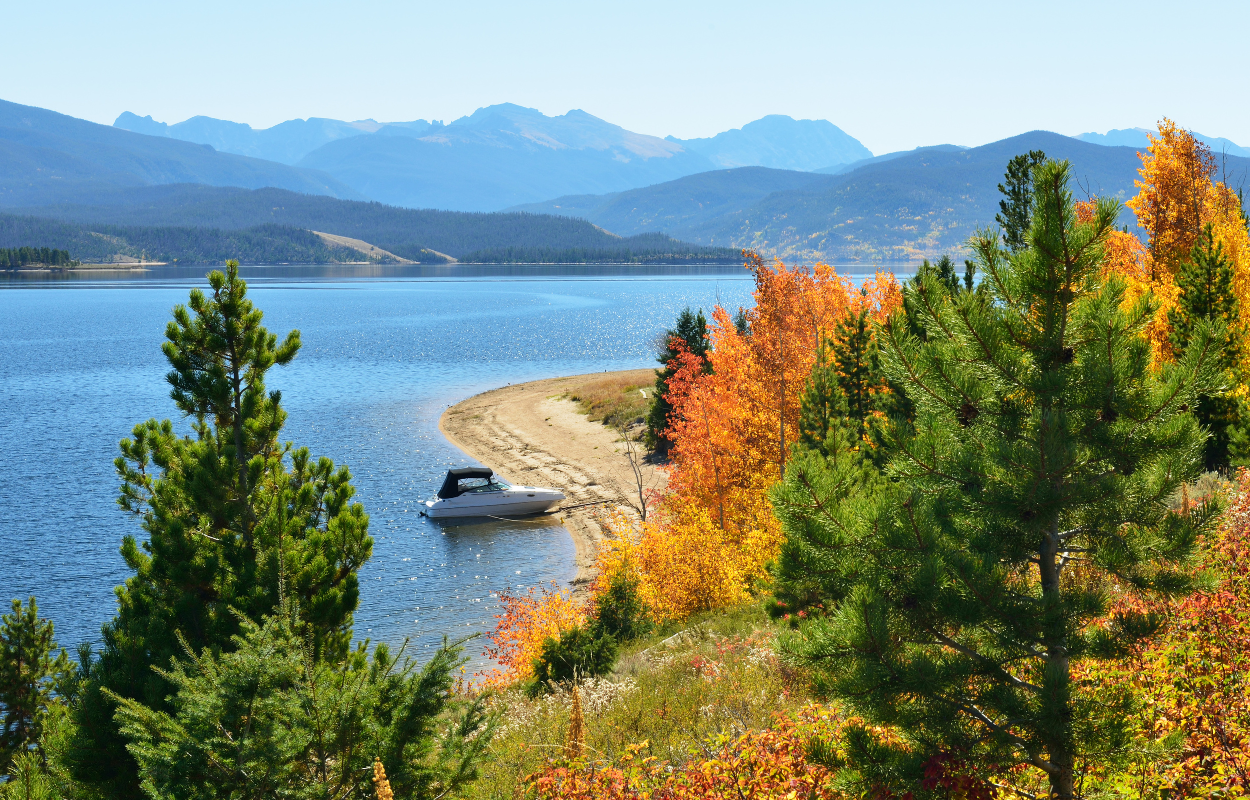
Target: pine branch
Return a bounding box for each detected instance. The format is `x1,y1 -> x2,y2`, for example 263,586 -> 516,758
925,629 -> 1044,695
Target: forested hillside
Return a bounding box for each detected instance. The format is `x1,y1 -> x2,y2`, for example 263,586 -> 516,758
457,233 -> 738,263
0,215 -> 389,264
507,167 -> 828,238
523,131 -> 1250,262
0,201 -> 739,264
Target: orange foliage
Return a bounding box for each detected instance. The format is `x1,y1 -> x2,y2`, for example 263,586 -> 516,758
525,704 -> 996,800
594,257 -> 902,621
481,583 -> 587,685
1128,118 -> 1218,283
1087,120 -> 1250,370
525,705 -> 846,800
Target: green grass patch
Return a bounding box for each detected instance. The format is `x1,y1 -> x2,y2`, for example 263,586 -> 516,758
565,374 -> 653,429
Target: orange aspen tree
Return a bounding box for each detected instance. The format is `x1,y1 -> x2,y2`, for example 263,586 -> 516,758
594,255 -> 902,620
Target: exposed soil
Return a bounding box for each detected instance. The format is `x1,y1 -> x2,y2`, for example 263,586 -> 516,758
438,369 -> 666,592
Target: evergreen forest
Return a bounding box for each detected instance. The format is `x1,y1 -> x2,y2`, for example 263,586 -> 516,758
0,247 -> 77,268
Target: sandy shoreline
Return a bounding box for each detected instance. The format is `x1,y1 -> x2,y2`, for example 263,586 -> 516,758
438,370 -> 665,591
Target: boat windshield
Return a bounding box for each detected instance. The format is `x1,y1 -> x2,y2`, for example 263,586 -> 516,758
458,478 -> 511,494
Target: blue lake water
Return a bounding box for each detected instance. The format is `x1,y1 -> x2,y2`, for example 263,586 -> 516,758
0,264 -> 889,666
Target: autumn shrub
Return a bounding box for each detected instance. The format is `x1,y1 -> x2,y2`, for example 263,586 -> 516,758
481,583 -> 587,686
529,626 -> 618,693
465,606 -> 810,800
525,706 -> 846,800
1074,471 -> 1250,798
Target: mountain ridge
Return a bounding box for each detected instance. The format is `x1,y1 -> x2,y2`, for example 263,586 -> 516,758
0,99 -> 361,208
508,131 -> 1250,263
111,105 -> 875,211
667,115 -> 872,171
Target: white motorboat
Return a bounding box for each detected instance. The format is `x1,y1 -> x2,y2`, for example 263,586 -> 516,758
422,467 -> 565,519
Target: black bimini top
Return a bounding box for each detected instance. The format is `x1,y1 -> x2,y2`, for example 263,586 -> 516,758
437,467 -> 494,499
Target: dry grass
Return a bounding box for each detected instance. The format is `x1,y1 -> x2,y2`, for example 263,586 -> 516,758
465,603 -> 810,800
564,373 -> 654,429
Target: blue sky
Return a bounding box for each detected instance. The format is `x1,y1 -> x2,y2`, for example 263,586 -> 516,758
7,0 -> 1247,155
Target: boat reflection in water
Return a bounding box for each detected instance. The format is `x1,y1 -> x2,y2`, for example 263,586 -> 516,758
422,468 -> 565,519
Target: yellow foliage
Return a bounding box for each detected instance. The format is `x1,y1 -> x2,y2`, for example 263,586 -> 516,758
1094,120 -> 1250,371
597,504 -> 749,621
372,758 -> 393,800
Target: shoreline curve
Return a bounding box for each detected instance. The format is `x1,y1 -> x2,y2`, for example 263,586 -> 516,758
438,369 -> 665,593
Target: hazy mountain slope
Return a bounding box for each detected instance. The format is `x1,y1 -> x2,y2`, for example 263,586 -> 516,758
814,144 -> 969,175
671,115 -> 871,170
295,104 -> 715,211
506,167 -> 829,239
1077,127 -> 1250,157
114,111 -> 439,164
0,99 -> 361,207
8,184 -> 729,261
527,130 -> 1250,263
689,131 -> 1250,262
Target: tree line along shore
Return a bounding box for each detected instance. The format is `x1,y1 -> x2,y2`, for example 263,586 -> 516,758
2,120 -> 1249,800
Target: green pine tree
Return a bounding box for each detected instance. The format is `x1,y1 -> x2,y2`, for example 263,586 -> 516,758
69,261 -> 374,799
1168,223 -> 1242,471
902,255 -> 972,343
996,149 -> 1047,252
0,599 -> 70,774
109,612 -> 492,800
771,160 -> 1220,798
798,306 -> 899,469
1,752 -> 57,800
645,307 -> 710,454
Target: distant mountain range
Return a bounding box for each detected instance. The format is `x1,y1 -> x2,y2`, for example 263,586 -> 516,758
114,111 -> 436,165
7,97 -> 1250,265
1075,127 -> 1250,158
113,106 -> 876,212
0,99 -> 359,208
513,131 -> 1250,262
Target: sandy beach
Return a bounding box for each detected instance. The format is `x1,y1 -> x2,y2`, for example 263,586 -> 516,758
438,369 -> 666,590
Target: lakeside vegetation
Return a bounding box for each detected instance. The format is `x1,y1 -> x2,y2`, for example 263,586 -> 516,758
563,374 -> 652,429
0,216 -> 407,265
3,119 -> 1249,799
0,210 -> 739,266
0,247 -> 77,269
9,187 -> 738,265
457,235 -> 740,265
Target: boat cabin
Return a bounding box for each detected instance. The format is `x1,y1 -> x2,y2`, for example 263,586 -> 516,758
437,467 -> 511,499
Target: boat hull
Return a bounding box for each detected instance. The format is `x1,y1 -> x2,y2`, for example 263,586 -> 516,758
423,487 -> 565,519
